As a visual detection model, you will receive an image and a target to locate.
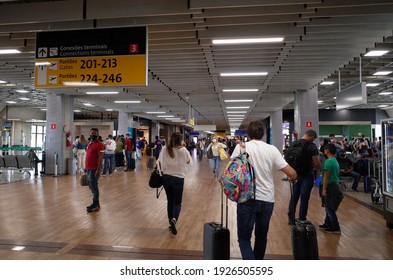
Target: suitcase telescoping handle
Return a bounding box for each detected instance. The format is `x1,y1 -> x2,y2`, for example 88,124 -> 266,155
221,185 -> 228,228
283,178 -> 296,225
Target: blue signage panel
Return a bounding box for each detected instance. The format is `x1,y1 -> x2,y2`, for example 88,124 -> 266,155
235,129 -> 247,136
189,132 -> 200,136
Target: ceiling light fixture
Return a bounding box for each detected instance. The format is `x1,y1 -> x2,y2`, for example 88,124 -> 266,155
18,97 -> 30,101
318,100 -> 323,104
74,110 -> 81,113
16,90 -> 29,93
379,92 -> 393,95
83,103 -> 94,107
366,83 -> 380,87
146,111 -> 166,114
157,115 -> 174,118
378,104 -> 389,108
224,100 -> 253,103
220,72 -> 268,77
227,115 -> 245,117
114,101 -> 141,104
0,80 -> 7,84
41,108 -> 47,111
373,71 -> 392,76
226,106 -> 250,109
223,89 -> 259,92
105,109 -> 114,111
6,101 -> 17,104
226,111 -> 247,114
212,37 -> 284,45
0,49 -> 20,54
321,81 -> 335,85
365,50 -> 389,57
86,91 -> 119,95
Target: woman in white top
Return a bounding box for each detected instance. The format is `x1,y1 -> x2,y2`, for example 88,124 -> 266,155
206,137 -> 227,179
231,120 -> 297,260
158,132 -> 192,235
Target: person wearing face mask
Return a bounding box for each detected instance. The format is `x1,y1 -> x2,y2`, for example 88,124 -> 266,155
336,150 -> 361,192
206,137 -> 227,179
85,128 -> 105,213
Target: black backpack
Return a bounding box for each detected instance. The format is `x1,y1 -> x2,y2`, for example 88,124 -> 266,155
284,140 -> 311,174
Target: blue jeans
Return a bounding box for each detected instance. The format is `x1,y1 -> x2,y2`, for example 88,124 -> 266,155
324,205 -> 340,229
126,151 -> 134,170
103,154 -> 114,175
237,199 -> 274,260
87,169 -> 99,205
340,171 -> 361,189
288,174 -> 314,221
198,149 -> 203,160
163,175 -> 184,223
210,156 -> 220,178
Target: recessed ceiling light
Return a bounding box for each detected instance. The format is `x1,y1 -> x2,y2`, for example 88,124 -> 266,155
226,111 -> 247,114
227,115 -> 245,117
11,246 -> 25,251
16,90 -> 29,93
41,108 -> 47,111
114,101 -> 141,103
0,49 -> 20,54
220,72 -> 268,77
321,81 -> 335,85
366,83 -> 380,87
74,109 -> 81,112
146,111 -> 166,114
373,71 -> 392,76
0,80 -> 7,84
378,104 -> 389,108
157,115 -> 174,118
223,89 -> 259,92
224,100 -> 253,103
379,92 -> 393,95
86,91 -> 119,95
18,97 -> 30,101
226,106 -> 250,109
105,109 -> 114,111
365,50 -> 389,57
318,100 -> 323,104
6,101 -> 17,104
83,103 -> 94,107
212,37 -> 284,45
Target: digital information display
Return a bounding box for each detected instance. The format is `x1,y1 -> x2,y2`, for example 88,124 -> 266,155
34,27 -> 147,87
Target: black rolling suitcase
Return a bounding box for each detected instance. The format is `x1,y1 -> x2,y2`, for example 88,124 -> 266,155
203,189 -> 230,260
289,180 -> 319,260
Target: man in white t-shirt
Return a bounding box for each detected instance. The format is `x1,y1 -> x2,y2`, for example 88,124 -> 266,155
230,120 -> 297,260
102,135 -> 116,176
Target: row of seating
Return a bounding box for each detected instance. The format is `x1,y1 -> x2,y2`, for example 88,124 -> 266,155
0,155 -> 33,176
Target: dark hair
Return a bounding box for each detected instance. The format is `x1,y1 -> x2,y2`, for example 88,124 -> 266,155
247,120 -> 265,140
90,128 -> 99,133
167,132 -> 183,158
305,129 -> 317,139
325,143 -> 336,155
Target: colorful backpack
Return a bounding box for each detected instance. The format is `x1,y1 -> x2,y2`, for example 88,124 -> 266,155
220,144 -> 256,203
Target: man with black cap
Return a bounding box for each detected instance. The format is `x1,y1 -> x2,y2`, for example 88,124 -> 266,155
336,150 -> 361,192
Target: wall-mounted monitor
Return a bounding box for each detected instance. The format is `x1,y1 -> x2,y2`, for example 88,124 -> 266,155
336,82 -> 367,110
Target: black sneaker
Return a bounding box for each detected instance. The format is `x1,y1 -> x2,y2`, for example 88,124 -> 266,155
324,227 -> 341,233
169,218 -> 177,235
86,203 -> 95,211
87,205 -> 100,213
319,223 -> 328,229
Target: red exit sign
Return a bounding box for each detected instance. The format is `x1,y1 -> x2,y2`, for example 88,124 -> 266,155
51,124 -> 56,129
306,121 -> 312,128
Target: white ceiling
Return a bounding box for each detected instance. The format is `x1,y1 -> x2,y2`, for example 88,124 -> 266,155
1,0 -> 393,131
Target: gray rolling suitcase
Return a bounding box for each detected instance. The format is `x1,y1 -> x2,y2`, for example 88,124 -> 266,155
203,189 -> 230,260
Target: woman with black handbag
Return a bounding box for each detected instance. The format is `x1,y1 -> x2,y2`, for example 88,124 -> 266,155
157,132 -> 192,235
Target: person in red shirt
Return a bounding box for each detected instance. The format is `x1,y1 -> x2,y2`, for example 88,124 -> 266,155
85,128 -> 105,213
124,133 -> 134,171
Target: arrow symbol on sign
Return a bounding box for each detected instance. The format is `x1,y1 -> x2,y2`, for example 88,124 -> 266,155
39,49 -> 47,56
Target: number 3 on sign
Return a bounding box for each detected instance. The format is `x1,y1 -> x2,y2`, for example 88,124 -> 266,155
129,44 -> 139,54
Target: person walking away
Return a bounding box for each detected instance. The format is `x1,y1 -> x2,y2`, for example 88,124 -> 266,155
76,135 -> 88,173
158,132 -> 192,235
206,137 -> 227,179
85,128 -> 105,213
153,135 -> 162,160
124,133 -> 134,171
102,135 -> 116,176
114,136 -> 125,170
336,150 -> 361,192
231,120 -> 297,260
136,138 -> 142,160
320,143 -> 343,233
287,129 -> 320,224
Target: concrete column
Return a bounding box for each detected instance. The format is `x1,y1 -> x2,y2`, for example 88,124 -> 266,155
117,111 -> 129,136
294,88 -> 319,140
270,109 -> 283,153
45,94 -> 74,175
